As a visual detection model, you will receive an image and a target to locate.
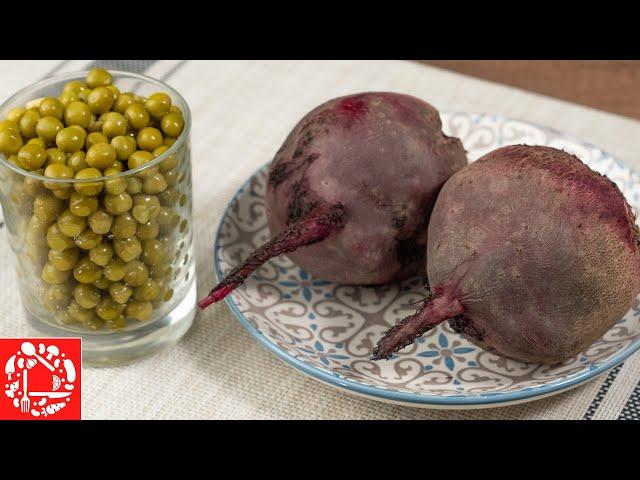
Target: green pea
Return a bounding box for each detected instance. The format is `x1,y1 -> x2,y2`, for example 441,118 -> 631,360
132,204 -> 150,224
69,191 -> 99,217
89,243 -> 113,267
86,142 -> 116,169
43,284 -> 72,311
17,144 -> 47,170
63,81 -> 89,97
73,257 -> 102,284
33,193 -> 65,222
141,239 -> 167,266
111,135 -> 136,161
38,97 -> 64,120
104,192 -> 133,215
136,220 -> 159,240
134,278 -> 160,302
126,177 -> 143,194
42,262 -> 71,285
88,209 -> 113,235
74,228 -> 102,250
152,145 -> 169,157
27,138 -> 47,149
85,67 -> 112,88
74,168 -> 103,196
25,216 -> 49,249
73,283 -> 101,309
146,92 -> 171,119
93,275 -> 112,290
107,85 -> 120,97
84,131 -> 108,150
105,314 -> 127,330
47,223 -> 76,250
157,150 -> 181,174
123,260 -> 149,287
124,103 -> 150,130
45,148 -> 67,166
113,237 -> 142,262
19,110 -> 41,139
0,119 -> 19,133
136,127 -> 163,152
113,94 -> 136,114
96,297 -> 125,321
109,282 -> 132,304
82,316 -> 105,330
87,86 -> 115,114
127,150 -> 154,169
160,112 -> 184,137
52,188 -> 72,200
163,289 -> 174,302
59,91 -> 80,107
132,194 -> 160,220
110,160 -> 124,171
112,212 -> 137,239
6,108 -> 26,123
64,101 -> 92,128
104,167 -> 127,195
126,301 -> 153,321
67,300 -> 96,323
48,248 -> 80,272
56,126 -> 86,153
157,207 -> 179,234
57,209 -> 87,237
164,169 -> 180,187
102,112 -> 128,139
43,162 -> 73,182
143,172 -> 168,194
104,258 -> 126,281
0,129 -> 24,155
35,116 -> 64,143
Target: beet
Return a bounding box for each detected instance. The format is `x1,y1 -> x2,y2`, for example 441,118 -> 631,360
373,145 -> 640,364
199,92 -> 468,308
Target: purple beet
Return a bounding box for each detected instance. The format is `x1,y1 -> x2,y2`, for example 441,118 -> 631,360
199,92 -> 468,308
373,145 -> 640,364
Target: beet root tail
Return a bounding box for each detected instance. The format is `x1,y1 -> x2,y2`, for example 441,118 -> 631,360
199,203 -> 346,309
372,291 -> 465,360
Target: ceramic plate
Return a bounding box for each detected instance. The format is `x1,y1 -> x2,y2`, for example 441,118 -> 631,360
214,112 -> 640,409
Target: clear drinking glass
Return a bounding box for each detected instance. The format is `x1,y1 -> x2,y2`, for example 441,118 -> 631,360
0,71 -> 196,366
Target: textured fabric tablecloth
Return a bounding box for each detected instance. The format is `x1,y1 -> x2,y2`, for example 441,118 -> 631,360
0,60 -> 638,420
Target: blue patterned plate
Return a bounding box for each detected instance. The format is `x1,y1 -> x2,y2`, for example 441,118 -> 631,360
214,112 -> 640,408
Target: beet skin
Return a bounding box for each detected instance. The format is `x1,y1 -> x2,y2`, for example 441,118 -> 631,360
374,145 -> 640,364
200,92 -> 468,307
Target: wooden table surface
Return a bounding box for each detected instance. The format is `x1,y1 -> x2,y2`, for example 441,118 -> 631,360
422,61 -> 640,121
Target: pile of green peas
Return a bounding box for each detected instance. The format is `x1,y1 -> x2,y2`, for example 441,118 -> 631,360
0,68 -> 189,330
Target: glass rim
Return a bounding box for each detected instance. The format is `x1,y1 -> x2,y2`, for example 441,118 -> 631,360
0,69 -> 191,184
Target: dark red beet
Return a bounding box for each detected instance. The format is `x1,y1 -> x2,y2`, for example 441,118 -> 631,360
199,92 -> 468,308
373,145 -> 640,364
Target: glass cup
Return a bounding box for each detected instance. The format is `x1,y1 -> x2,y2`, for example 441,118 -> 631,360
0,71 -> 196,366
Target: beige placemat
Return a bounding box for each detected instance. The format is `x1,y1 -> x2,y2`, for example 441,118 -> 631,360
0,60 -> 638,419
